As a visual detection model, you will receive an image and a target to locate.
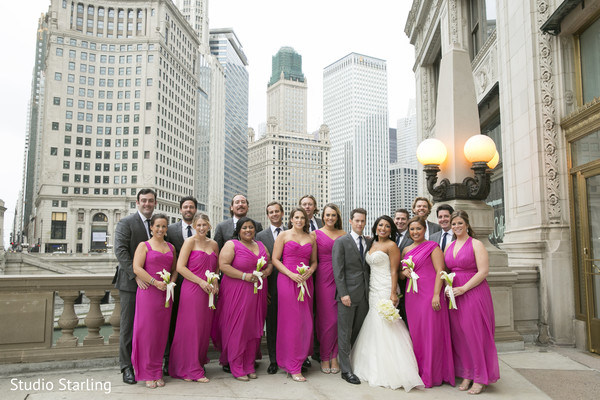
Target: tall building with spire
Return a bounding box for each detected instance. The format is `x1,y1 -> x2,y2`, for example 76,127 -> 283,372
248,47 -> 329,227
323,53 -> 389,228
209,28 -> 249,219
19,0 -> 201,253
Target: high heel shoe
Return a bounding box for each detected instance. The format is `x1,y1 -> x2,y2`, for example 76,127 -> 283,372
320,361 -> 331,374
458,378 -> 472,391
287,373 -> 306,382
235,375 -> 249,382
248,373 -> 257,379
468,383 -> 486,395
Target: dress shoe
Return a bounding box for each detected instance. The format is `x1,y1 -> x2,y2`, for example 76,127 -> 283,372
267,363 -> 278,374
341,372 -> 361,385
222,364 -> 231,373
303,358 -> 311,368
122,366 -> 137,384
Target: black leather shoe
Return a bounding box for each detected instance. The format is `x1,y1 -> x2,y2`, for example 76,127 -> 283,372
341,372 -> 361,385
267,363 -> 278,374
222,364 -> 231,373
303,358 -> 311,368
122,366 -> 136,384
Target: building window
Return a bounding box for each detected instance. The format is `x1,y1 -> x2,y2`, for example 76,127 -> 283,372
579,17 -> 600,104
54,72 -> 62,81
469,0 -> 496,60
51,212 -> 67,239
50,147 -> 58,155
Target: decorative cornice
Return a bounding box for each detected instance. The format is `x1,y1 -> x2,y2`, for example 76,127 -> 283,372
536,0 -> 562,223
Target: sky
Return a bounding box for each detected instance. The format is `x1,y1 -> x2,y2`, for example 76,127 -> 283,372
0,0 -> 416,246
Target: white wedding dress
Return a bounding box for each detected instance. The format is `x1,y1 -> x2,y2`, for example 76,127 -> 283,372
350,250 -> 424,392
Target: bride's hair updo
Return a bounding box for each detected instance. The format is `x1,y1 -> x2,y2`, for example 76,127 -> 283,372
371,215 -> 398,241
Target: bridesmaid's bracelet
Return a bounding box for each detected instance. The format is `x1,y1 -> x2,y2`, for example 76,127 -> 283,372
242,273 -> 247,281
149,277 -> 155,285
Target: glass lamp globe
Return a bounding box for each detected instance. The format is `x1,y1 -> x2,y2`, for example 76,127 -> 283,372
464,135 -> 497,163
417,138 -> 447,165
487,150 -> 500,169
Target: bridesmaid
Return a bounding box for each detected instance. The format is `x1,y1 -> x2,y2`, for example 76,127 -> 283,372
212,217 -> 272,381
444,210 -> 499,394
312,203 -> 345,374
273,207 -> 318,382
169,213 -> 219,383
402,216 -> 454,388
131,214 -> 177,389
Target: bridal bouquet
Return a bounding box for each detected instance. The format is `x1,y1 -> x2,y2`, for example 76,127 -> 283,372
253,256 -> 266,294
205,270 -> 220,309
376,299 -> 400,322
296,262 -> 311,302
401,255 -> 419,293
157,269 -> 176,308
440,271 -> 457,309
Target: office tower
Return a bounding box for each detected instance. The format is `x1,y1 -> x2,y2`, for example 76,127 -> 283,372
173,0 -> 209,47
323,53 -> 389,228
389,128 -> 398,164
267,47 -> 307,134
248,47 -> 329,227
209,28 -> 249,219
389,102 -> 418,211
20,0 -> 200,253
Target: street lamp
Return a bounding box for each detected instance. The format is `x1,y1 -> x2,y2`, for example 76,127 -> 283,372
417,134 -> 497,202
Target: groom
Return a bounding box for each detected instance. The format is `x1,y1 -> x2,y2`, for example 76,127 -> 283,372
332,208 -> 370,385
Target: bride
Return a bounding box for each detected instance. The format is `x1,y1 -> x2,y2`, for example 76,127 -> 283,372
351,215 -> 424,392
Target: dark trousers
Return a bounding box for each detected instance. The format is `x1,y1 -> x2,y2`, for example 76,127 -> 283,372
119,289 -> 136,370
337,299 -> 368,375
163,274 -> 184,366
266,269 -> 278,363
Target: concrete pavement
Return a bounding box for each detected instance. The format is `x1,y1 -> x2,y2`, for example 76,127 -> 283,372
1,345 -> 599,399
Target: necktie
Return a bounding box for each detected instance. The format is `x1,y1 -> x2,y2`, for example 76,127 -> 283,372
396,233 -> 402,246
146,219 -> 152,238
186,225 -> 192,238
275,227 -> 281,236
359,236 -> 364,260
310,220 -> 316,232
441,232 -> 448,251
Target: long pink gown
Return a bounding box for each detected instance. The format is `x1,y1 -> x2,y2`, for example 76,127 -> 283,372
314,230 -> 338,362
169,250 -> 218,380
212,240 -> 268,378
404,241 -> 455,387
131,242 -> 174,381
276,241 -> 314,374
445,237 -> 499,384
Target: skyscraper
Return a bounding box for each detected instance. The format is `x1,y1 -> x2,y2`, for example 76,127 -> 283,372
248,47 -> 329,227
323,53 -> 389,228
389,101 -> 418,212
209,28 -> 249,220
19,0 -> 200,253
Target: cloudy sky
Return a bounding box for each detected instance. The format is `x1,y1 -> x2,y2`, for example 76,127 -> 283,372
0,0 -> 415,245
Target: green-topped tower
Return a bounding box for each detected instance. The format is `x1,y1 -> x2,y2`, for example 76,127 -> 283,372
266,47 -> 307,134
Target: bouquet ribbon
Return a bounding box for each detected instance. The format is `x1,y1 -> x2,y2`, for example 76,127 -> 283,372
205,270 -> 220,309
296,263 -> 311,302
165,282 -> 176,308
253,271 -> 264,293
401,256 -> 419,293
440,271 -> 457,309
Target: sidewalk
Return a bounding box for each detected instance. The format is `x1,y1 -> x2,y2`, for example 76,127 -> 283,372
1,345 -> 599,399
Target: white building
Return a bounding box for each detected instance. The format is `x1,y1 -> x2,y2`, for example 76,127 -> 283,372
20,0 -> 202,253
323,53 -> 389,228
406,0 -> 600,353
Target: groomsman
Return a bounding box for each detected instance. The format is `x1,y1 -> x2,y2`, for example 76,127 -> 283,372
429,204 -> 455,252
394,208 -> 412,325
114,188 -> 156,384
256,201 -> 286,374
163,196 -> 198,375
299,194 -> 322,365
214,194 -> 263,250
300,195 -> 323,232
332,208 -> 370,385
412,197 -> 441,239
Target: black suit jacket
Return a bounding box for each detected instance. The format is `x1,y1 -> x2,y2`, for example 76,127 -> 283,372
114,212 -> 150,292
214,218 -> 263,250
166,220 -> 185,256
255,225 -> 286,256
396,230 -> 413,254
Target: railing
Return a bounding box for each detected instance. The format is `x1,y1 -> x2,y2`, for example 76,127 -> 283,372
0,275 -> 119,364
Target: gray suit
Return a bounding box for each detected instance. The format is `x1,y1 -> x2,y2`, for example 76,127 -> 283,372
332,233 -> 370,375
256,225 -> 286,364
214,218 -> 263,250
430,229 -> 453,252
427,220 -> 441,238
395,230 -> 413,326
114,212 -> 151,370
